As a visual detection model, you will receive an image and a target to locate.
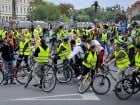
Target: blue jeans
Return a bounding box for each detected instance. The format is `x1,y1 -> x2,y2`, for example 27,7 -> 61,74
3,60 -> 14,81
102,41 -> 110,56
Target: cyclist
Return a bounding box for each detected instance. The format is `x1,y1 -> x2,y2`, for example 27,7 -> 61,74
33,39 -> 51,87
106,43 -> 130,82
69,39 -> 88,77
0,38 -> 16,85
135,43 -> 140,71
81,44 -> 99,79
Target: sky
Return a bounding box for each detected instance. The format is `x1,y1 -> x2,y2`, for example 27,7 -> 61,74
46,0 -> 138,10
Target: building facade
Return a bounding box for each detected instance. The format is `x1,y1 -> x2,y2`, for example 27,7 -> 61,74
0,0 -> 34,26
126,1 -> 140,22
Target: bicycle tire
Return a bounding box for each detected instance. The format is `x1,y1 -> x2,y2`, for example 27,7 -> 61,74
56,65 -> 72,83
91,75 -> 111,95
78,73 -> 91,94
16,67 -> 29,84
114,79 -> 133,100
41,65 -> 56,92
24,70 -> 33,88
127,75 -> 140,94
0,70 -> 4,84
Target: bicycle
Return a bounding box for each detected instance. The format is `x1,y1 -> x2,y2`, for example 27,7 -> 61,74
91,66 -> 117,95
51,54 -> 73,83
0,60 -> 29,85
78,65 -> 95,94
24,57 -> 56,92
114,68 -> 140,100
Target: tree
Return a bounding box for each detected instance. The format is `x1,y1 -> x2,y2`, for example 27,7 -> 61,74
28,1 -> 61,21
58,3 -> 74,17
132,15 -> 140,20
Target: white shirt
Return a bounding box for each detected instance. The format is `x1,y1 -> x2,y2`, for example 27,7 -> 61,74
69,44 -> 84,60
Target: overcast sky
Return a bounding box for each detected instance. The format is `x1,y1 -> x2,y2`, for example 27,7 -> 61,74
46,0 -> 138,9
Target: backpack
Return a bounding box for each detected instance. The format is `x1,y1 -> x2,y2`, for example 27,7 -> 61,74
78,44 -> 88,54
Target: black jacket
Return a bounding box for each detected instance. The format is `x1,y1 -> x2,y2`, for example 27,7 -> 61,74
0,44 -> 14,61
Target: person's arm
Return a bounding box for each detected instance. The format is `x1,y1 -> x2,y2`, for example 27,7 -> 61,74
34,47 -> 40,57
57,46 -> 66,54
23,41 -> 29,53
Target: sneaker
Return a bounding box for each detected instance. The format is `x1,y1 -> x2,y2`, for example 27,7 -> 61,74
32,84 -> 39,87
3,81 -> 8,85
10,80 -> 16,84
77,75 -> 82,80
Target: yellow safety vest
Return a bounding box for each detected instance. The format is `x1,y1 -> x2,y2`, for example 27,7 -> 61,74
2,31 -> 7,39
58,43 -> 71,60
101,33 -> 107,42
19,40 -> 31,55
36,46 -> 50,63
135,52 -> 140,69
0,29 -> 3,38
82,51 -> 97,69
115,50 -> 130,69
76,37 -> 81,44
128,44 -> 134,49
25,32 -> 31,40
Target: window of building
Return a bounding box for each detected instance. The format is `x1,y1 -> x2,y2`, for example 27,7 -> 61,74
20,8 -> 22,13
24,8 -> 26,13
6,6 -> 7,12
16,8 -> 17,13
2,6 -> 4,12
9,6 -> 11,12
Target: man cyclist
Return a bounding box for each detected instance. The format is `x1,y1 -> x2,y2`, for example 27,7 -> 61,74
106,43 -> 130,82
33,39 -> 51,87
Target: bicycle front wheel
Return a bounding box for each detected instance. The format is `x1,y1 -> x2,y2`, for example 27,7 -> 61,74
78,74 -> 91,94
91,75 -> 111,95
16,67 -> 29,84
115,79 -> 133,100
0,70 -> 4,84
41,65 -> 56,92
56,65 -> 72,83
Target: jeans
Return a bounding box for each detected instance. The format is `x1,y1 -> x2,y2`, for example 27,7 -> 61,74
3,60 -> 14,81
101,41 -> 110,57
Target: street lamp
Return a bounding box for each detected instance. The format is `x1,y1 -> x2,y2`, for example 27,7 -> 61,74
112,7 -> 118,23
68,8 -> 74,22
28,6 -> 36,37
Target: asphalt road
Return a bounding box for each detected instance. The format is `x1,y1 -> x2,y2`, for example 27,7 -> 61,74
0,75 -> 140,105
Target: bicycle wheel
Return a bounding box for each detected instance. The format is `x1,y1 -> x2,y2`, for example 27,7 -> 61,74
24,70 -> 33,88
41,65 -> 56,92
78,73 -> 91,94
16,67 -> 29,84
91,75 -> 111,95
115,79 -> 133,100
56,65 -> 72,83
0,70 -> 4,84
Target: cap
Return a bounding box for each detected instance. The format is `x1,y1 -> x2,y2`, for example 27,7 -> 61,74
63,37 -> 69,41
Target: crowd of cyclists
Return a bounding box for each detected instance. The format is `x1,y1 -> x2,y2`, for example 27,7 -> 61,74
0,21 -> 140,100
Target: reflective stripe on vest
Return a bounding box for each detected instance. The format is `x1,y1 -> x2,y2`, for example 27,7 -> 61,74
115,50 -> 130,69
101,33 -> 107,42
36,46 -> 50,63
19,40 -> 30,55
58,43 -> 71,60
82,51 -> 97,69
135,52 -> 140,69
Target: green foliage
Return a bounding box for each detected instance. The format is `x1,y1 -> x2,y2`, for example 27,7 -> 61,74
28,2 -> 61,21
132,15 -> 140,21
